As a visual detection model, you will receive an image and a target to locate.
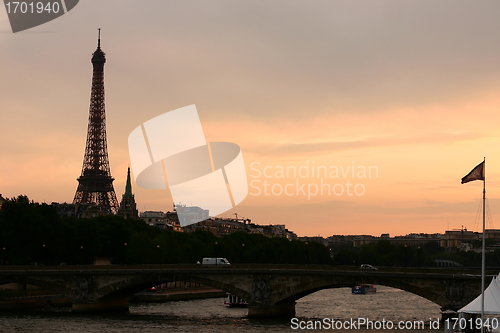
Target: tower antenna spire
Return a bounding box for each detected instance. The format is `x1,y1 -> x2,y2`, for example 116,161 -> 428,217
98,28 -> 101,48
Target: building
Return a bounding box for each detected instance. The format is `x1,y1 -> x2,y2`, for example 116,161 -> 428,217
140,211 -> 168,227
439,228 -> 479,248
117,167 -> 139,219
485,229 -> 500,239
53,202 -> 108,218
298,236 -> 329,247
175,204 -> 209,227
183,217 -> 246,236
139,211 -> 182,231
182,216 -> 297,239
325,233 -> 442,248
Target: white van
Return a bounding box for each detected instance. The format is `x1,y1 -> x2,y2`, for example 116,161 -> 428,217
202,258 -> 231,266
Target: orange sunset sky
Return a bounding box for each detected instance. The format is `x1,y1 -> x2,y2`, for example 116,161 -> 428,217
1,1 -> 500,237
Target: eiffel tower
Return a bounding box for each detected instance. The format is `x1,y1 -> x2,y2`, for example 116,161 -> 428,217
73,30 -> 119,214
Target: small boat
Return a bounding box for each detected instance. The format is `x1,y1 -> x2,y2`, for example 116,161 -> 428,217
352,284 -> 376,294
224,293 -> 248,307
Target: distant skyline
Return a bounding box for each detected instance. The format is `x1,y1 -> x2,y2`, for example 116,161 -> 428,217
1,1 -> 500,237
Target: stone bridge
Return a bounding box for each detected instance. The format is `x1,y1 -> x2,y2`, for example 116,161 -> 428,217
0,265 -> 488,317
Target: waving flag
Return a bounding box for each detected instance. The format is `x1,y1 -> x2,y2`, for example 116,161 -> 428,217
461,161 -> 485,184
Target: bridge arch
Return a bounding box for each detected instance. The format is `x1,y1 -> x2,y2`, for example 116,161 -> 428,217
0,276 -> 71,295
277,277 -> 443,307
93,274 -> 250,304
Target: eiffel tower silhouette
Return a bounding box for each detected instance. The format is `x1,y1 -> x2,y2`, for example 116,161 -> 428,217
73,30 -> 119,214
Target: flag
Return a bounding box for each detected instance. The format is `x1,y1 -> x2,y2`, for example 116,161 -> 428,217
461,161 -> 485,184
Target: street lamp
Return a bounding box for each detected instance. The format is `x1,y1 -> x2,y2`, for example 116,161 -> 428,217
404,244 -> 408,268
241,243 -> 245,263
42,244 -> 46,265
122,243 -> 128,265
215,242 -> 218,267
417,246 -> 421,268
305,242 -> 309,264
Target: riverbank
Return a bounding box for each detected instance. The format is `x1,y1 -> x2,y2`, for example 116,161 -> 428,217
0,295 -> 71,310
0,286 -> 226,310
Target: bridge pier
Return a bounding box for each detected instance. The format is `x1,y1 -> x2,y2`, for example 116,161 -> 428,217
247,301 -> 296,318
71,298 -> 129,313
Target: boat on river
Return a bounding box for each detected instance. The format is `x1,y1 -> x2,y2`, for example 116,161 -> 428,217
224,293 -> 248,307
352,284 -> 376,294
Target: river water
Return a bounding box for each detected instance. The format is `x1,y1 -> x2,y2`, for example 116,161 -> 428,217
0,286 -> 441,332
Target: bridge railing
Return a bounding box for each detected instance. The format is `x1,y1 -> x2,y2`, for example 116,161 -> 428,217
0,264 -> 495,276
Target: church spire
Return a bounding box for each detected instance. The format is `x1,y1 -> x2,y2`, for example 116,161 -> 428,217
117,167 -> 138,219
124,167 -> 132,197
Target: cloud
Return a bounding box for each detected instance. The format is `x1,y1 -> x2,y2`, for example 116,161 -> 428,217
245,131 -> 485,157
44,0 -> 500,120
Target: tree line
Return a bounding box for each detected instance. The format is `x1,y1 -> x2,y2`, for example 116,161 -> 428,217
0,196 -> 332,265
331,239 -> 500,268
2,195 -> 496,268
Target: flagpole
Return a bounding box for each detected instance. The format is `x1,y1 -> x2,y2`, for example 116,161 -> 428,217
481,157 -> 485,333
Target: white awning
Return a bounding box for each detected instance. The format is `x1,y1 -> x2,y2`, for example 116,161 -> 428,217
458,274 -> 500,315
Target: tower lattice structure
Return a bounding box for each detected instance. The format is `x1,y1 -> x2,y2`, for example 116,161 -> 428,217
73,30 -> 119,214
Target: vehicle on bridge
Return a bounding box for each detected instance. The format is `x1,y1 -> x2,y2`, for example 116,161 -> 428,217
202,258 -> 231,266
359,264 -> 378,271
